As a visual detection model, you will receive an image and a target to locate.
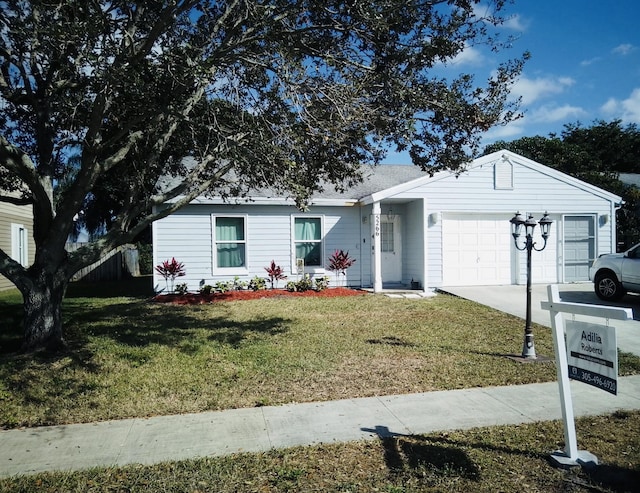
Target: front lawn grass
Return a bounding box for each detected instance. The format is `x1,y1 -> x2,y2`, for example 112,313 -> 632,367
1,282 -> 640,429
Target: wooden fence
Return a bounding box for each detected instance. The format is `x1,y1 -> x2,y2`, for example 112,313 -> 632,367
66,243 -> 140,282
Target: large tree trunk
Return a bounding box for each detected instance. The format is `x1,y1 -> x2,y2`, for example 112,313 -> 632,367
20,269 -> 68,352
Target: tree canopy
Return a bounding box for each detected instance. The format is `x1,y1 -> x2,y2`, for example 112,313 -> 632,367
0,0 -> 526,351
483,119 -> 640,249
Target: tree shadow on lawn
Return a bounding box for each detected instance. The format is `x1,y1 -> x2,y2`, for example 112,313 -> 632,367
1,299 -> 291,358
362,426 -> 481,481
64,300 -> 292,350
0,300 -> 291,426
363,425 -> 640,492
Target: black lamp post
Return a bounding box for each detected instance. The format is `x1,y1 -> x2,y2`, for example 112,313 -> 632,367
510,211 -> 553,359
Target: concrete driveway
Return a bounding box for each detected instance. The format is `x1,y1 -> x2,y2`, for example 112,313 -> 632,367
439,283 -> 640,357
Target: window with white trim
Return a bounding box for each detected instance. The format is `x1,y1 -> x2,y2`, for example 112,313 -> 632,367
11,223 -> 28,266
213,215 -> 247,271
293,216 -> 323,267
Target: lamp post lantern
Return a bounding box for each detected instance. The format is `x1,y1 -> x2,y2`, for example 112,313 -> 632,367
510,211 -> 553,359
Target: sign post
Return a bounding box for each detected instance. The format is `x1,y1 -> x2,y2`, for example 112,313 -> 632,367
541,284 -> 632,467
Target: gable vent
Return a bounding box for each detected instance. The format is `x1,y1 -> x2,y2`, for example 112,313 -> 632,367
494,159 -> 513,189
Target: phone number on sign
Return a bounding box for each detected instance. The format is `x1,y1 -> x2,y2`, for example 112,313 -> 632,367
569,365 -> 617,394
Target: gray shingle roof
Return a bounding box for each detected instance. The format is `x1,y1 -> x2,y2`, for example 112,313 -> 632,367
160,159 -> 431,202
307,164 -> 430,200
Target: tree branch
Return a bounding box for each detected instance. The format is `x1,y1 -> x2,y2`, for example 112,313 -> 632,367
0,246 -> 29,290
0,136 -> 53,216
0,193 -> 33,206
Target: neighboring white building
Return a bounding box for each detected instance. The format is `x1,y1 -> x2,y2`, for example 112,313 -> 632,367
153,150 -> 622,292
0,191 -> 35,291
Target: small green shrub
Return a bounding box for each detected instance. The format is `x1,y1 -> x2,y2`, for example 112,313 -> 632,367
136,242 -> 153,275
314,276 -> 330,291
232,276 -> 247,290
199,284 -> 214,295
174,282 -> 189,295
249,276 -> 267,291
214,281 -> 231,293
286,274 -> 314,292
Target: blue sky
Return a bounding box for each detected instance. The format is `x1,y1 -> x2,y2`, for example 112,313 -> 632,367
382,0 -> 640,164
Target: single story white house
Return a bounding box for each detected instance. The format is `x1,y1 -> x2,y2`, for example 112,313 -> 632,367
152,150 -> 622,292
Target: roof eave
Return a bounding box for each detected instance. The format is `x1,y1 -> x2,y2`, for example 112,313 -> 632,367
166,195 -> 359,207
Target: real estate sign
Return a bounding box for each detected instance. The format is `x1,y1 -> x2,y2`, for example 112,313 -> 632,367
565,320 -> 618,395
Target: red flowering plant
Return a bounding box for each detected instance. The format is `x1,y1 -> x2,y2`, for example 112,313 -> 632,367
264,260 -> 287,289
327,249 -> 356,287
155,257 -> 186,293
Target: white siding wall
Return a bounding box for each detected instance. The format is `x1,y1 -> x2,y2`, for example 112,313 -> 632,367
388,160 -> 616,288
153,204 -> 363,291
403,200 -> 425,287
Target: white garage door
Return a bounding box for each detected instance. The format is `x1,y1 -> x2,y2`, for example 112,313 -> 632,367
442,215 -> 513,286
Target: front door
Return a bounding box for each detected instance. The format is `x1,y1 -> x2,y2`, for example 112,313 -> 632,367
381,215 -> 402,284
563,215 -> 595,282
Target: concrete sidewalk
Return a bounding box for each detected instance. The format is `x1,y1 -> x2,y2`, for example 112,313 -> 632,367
2,375 -> 640,478
3,282 -> 640,479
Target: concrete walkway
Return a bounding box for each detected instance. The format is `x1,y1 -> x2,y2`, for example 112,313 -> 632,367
440,283 -> 640,357
3,376 -> 640,478
2,283 -> 640,478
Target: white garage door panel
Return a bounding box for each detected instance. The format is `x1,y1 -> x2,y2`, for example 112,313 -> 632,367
443,216 -> 512,286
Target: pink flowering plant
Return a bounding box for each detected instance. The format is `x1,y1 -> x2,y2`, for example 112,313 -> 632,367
327,249 -> 356,286
155,257 -> 186,293
264,260 -> 287,289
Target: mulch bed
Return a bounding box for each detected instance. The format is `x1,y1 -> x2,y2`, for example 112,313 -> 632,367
152,287 -> 367,305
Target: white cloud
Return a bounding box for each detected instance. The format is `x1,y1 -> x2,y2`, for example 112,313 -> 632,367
502,14 -> 527,31
472,4 -> 527,31
580,57 -> 602,67
510,75 -> 575,105
530,104 -> 587,123
601,97 -> 619,114
483,121 -> 526,141
601,88 -> 640,122
449,44 -> 485,66
612,44 -> 636,56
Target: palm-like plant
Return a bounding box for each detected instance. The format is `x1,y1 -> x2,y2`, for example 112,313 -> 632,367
327,250 -> 356,287
155,257 -> 186,293
265,260 -> 287,289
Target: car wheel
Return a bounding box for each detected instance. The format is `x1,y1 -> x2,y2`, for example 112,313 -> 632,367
594,272 -> 625,301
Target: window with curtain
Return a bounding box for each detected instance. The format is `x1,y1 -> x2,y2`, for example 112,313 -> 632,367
214,216 -> 246,269
294,217 -> 322,266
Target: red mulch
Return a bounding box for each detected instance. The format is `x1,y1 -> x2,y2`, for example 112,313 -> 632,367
152,287 -> 367,305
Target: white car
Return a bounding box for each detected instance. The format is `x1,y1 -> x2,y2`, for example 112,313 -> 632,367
589,243 -> 640,301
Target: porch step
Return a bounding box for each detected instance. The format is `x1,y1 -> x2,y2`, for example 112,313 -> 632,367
384,290 -> 437,299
